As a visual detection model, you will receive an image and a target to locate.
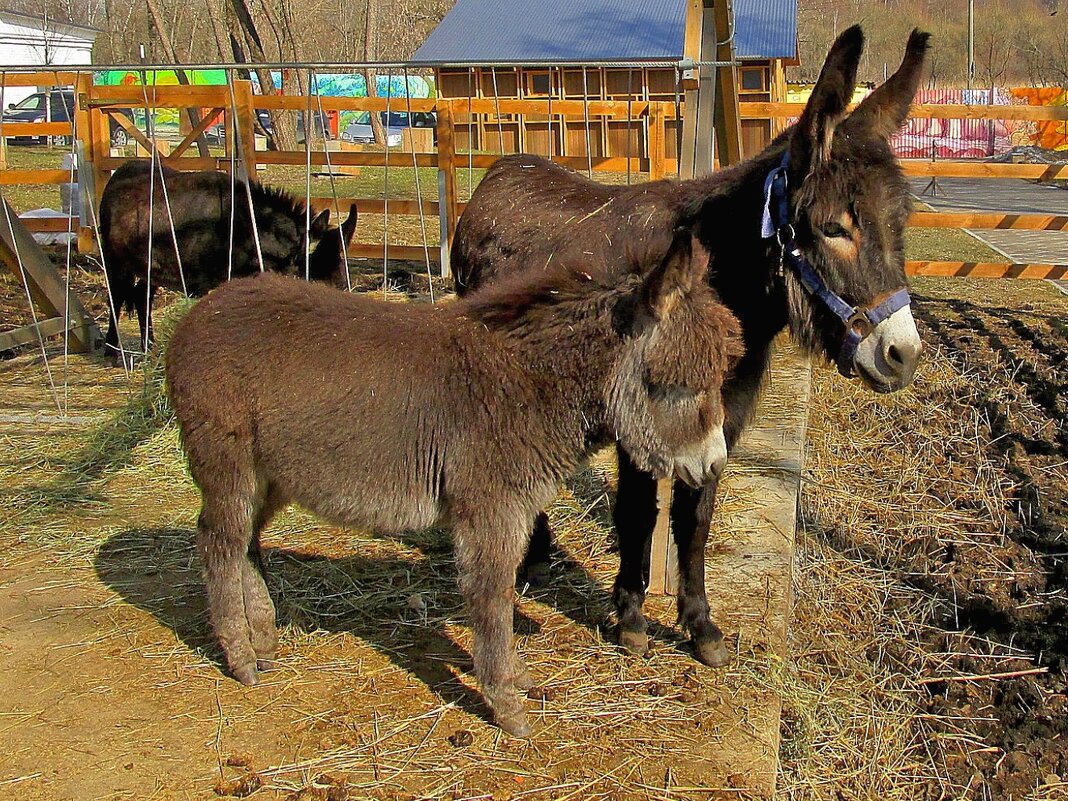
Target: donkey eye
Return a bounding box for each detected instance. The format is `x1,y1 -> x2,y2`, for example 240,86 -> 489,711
647,382 -> 698,403
819,222 -> 850,239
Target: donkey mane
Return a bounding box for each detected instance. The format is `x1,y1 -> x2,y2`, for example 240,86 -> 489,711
248,181 -> 310,223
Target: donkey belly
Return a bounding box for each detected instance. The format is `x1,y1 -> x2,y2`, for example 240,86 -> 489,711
254,410 -> 447,535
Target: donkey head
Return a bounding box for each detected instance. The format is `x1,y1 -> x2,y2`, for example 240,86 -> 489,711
782,25 -> 928,392
608,233 -> 743,487
308,204 -> 359,287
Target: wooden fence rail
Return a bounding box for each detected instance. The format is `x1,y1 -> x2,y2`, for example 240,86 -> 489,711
2,72 -> 1068,277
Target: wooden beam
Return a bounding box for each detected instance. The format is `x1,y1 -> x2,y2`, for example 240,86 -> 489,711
170,108 -> 224,158
906,261 -> 1068,279
902,160 -> 1068,180
0,195 -> 99,352
739,101 -> 1068,122
233,80 -> 258,182
258,150 -> 439,168
649,102 -> 667,180
105,109 -> 158,155
909,211 -> 1068,230
0,122 -> 72,137
0,315 -> 78,353
648,478 -> 679,595
347,243 -> 438,261
0,170 -> 77,185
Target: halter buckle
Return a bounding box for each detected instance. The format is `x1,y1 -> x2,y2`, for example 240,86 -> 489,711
847,309 -> 875,338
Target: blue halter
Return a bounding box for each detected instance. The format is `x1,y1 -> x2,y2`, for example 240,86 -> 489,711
760,151 -> 912,378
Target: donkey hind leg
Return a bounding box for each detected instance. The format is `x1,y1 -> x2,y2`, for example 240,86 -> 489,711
517,512 -> 552,589
197,471 -> 271,686
103,267 -> 133,365
242,487 -> 287,672
133,280 -> 158,353
671,479 -> 730,667
454,514 -> 532,737
612,444 -> 659,657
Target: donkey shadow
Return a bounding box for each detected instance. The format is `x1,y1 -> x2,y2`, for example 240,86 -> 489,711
91,464 -> 662,727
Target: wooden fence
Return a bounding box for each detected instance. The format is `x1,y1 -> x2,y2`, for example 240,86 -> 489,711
4,72 -> 1068,280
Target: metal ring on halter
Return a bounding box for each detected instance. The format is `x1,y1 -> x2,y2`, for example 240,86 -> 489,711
775,223 -> 795,250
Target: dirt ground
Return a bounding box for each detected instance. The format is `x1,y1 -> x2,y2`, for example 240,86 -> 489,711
1,261 -> 796,800
794,278 -> 1068,800
4,249 -> 1068,799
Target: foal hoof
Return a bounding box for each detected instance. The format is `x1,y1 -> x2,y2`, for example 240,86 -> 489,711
618,628 -> 650,657
519,561 -> 552,589
693,637 -> 732,668
495,709 -> 533,739
232,664 -> 260,686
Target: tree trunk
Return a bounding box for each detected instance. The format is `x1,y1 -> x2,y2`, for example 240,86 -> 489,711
144,0 -> 211,158
364,0 -> 387,146
229,0 -> 300,152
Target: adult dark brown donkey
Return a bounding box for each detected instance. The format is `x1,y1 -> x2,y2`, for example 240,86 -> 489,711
165,237 -> 743,737
452,27 -> 928,667
99,160 -> 358,361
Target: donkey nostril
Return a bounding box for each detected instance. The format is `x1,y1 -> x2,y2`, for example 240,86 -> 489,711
887,343 -> 903,366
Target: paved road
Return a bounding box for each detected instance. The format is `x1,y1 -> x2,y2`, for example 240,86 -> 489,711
909,176 -> 1068,294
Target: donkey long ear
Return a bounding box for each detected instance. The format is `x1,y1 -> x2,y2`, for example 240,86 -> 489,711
310,208 -> 331,239
639,232 -> 710,320
341,203 -> 358,245
847,29 -> 931,139
790,25 -> 864,177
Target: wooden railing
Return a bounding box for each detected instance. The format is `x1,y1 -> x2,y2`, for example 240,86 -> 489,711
3,74 -> 1068,279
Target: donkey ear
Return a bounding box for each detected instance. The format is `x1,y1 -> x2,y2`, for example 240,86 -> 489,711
789,24 -> 864,178
640,232 -> 709,320
310,208 -> 331,238
846,29 -> 931,139
341,203 -> 358,244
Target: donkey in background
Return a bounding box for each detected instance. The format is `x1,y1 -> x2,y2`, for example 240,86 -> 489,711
166,235 -> 743,737
99,160 -> 358,361
453,27 -> 928,667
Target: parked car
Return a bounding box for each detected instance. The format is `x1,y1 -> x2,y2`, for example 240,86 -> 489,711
2,89 -> 133,147
341,111 -> 437,146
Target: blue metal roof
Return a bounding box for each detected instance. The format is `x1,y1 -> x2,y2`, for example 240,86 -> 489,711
734,0 -> 797,60
412,0 -> 688,64
411,0 -> 796,64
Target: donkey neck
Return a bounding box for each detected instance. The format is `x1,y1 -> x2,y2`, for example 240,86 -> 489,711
460,286 -> 624,452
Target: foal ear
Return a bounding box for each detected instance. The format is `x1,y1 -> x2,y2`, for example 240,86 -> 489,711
847,29 -> 931,140
310,208 -> 331,238
789,24 -> 864,178
640,232 -> 709,320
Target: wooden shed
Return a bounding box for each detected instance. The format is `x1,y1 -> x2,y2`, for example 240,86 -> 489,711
412,0 -> 797,165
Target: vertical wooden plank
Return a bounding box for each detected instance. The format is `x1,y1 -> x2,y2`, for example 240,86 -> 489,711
436,100 -> 457,278
712,0 -> 743,166
234,80 -> 258,182
648,478 -> 679,595
73,72 -> 94,254
648,101 -> 667,181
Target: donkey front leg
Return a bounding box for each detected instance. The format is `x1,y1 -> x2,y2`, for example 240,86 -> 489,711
454,516 -> 532,737
671,479 -> 730,667
612,445 -> 659,657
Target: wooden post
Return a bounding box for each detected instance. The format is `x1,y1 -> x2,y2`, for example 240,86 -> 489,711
712,0 -> 743,165
73,72 -> 94,254
436,100 -> 458,278
648,478 -> 679,595
233,80 -> 258,183
648,101 -> 667,181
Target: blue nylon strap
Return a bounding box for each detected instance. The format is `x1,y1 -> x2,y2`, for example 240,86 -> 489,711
760,151 -> 913,378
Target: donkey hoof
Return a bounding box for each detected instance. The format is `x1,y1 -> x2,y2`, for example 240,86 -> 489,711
693,637 -> 731,668
256,657 -> 280,673
495,709 -> 533,738
232,664 -> 260,686
618,628 -> 650,657
519,561 -> 551,589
